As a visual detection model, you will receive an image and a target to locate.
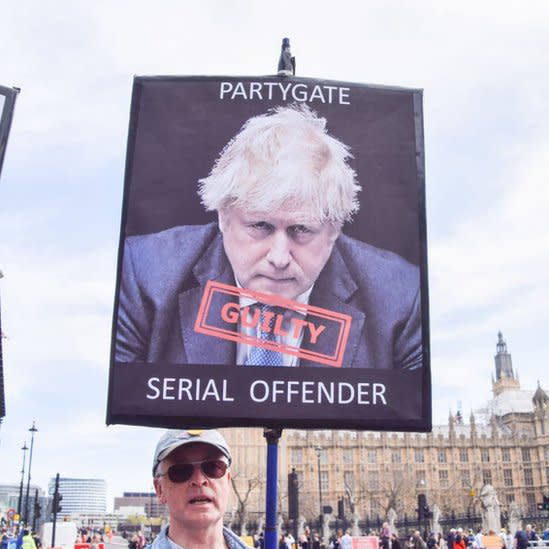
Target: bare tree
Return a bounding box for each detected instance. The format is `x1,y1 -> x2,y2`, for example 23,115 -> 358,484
378,468 -> 417,517
295,476 -> 317,521
343,467 -> 416,521
343,469 -> 370,518
231,475 -> 262,533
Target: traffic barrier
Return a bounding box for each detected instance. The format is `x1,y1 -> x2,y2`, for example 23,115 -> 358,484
74,543 -> 105,549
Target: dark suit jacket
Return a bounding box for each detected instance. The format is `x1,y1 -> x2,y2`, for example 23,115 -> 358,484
115,222 -> 423,369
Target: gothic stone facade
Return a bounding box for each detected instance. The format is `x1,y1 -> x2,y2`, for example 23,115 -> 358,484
222,333 -> 549,525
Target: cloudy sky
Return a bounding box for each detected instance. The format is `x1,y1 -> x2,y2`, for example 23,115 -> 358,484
1,1 -> 548,511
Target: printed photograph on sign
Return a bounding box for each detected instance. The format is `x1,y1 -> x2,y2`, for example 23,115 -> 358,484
107,76 -> 431,431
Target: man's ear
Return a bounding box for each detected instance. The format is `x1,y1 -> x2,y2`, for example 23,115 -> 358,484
330,224 -> 342,243
218,209 -> 228,233
154,477 -> 167,504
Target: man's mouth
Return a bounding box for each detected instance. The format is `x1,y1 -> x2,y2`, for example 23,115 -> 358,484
189,496 -> 213,505
260,275 -> 294,282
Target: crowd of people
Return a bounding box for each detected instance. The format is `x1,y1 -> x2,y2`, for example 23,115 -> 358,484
0,529 -> 42,549
4,519 -> 549,549
0,525 -> 111,549
248,522 -> 549,549
125,530 -> 146,549
77,528 -> 107,548
441,524 -> 549,549
272,527 -> 351,549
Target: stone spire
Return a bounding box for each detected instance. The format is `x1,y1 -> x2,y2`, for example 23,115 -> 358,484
533,380 -> 549,436
448,410 -> 456,439
532,380 -> 549,410
492,332 -> 520,397
489,413 -> 499,439
470,411 -> 477,440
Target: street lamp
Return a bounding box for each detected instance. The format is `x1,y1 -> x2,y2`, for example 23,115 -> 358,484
24,421 -> 38,525
315,446 -> 323,527
417,478 -> 426,537
17,442 -> 28,516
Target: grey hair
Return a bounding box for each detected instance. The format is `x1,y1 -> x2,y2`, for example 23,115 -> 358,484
197,104 -> 361,226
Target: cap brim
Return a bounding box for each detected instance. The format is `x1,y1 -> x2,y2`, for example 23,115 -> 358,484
153,439 -> 232,475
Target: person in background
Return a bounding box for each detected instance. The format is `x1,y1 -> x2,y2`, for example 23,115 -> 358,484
474,527 -> 485,549
285,531 -> 295,549
447,529 -> 456,549
128,533 -> 138,549
21,530 -> 36,549
514,527 -> 529,549
525,525 -> 538,543
409,531 -> 427,549
427,532 -> 438,549
31,532 -> 41,549
341,529 -> 353,549
392,533 -> 402,549
381,523 -> 391,549
454,529 -> 466,549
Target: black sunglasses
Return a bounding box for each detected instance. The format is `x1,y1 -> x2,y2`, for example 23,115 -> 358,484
158,459 -> 228,483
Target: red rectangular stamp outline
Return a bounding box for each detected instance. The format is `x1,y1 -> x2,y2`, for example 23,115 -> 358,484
194,280 -> 352,367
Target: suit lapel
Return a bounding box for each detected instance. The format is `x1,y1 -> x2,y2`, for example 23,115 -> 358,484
300,243 -> 365,368
178,232 -> 237,365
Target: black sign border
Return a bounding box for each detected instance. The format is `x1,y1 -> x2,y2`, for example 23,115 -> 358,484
107,75 -> 431,432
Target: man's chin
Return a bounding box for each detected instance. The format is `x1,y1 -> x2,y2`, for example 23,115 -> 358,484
182,504 -> 220,522
247,278 -> 301,301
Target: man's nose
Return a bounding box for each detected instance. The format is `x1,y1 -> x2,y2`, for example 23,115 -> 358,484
266,232 -> 292,268
189,465 -> 208,485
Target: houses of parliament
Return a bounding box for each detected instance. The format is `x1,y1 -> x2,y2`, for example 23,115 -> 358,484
221,333 -> 549,526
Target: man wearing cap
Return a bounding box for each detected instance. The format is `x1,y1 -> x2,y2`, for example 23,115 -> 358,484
150,429 -> 248,549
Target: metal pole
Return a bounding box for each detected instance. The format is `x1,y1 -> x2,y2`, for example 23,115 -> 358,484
52,473 -> 60,548
32,488 -> 39,532
315,446 -> 323,529
263,428 -> 282,549
24,421 -> 38,525
17,442 -> 28,516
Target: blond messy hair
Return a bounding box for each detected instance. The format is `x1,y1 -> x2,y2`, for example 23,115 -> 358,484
197,104 -> 361,226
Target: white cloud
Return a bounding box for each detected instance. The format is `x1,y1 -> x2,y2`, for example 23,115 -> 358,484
430,136 -> 549,317
0,242 -> 116,407
2,0 -> 549,510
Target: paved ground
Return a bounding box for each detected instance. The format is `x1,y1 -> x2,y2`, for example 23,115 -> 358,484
104,537 -> 128,549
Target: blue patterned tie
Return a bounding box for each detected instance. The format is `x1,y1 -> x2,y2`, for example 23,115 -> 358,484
245,305 -> 284,366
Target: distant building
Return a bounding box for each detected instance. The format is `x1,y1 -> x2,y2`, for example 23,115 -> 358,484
0,482 -> 44,515
65,511 -> 127,533
222,332 -> 549,530
48,478 -> 106,515
113,492 -> 167,518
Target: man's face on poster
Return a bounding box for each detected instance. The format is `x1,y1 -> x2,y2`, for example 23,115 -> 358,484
219,205 -> 339,300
